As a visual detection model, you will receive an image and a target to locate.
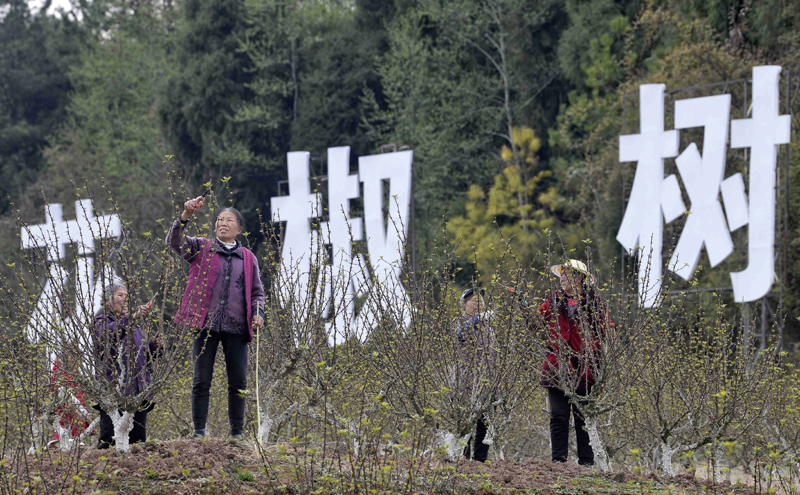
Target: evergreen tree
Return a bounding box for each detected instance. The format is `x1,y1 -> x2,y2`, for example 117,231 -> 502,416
33,0 -> 179,228
0,0 -> 80,212
162,0 -> 395,231
161,0 -> 274,208
556,0 -> 634,90
288,0 -> 393,162
447,126 -> 572,279
364,0 -> 568,276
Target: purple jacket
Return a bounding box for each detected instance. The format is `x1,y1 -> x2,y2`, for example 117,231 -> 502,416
95,312 -> 156,396
166,219 -> 265,342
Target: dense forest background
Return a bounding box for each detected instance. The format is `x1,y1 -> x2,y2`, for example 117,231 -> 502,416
1,0 -> 799,340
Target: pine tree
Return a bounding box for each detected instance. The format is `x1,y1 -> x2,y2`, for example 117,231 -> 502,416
0,0 -> 79,212
161,0 -> 264,184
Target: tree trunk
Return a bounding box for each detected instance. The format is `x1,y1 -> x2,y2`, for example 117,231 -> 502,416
435,429 -> 470,462
258,413 -> 274,445
79,417 -> 101,443
349,420 -> 361,459
28,416 -> 45,454
661,441 -> 680,477
53,417 -> 72,451
108,410 -> 135,453
585,417 -> 611,472
486,423 -> 505,461
711,442 -> 724,483
258,401 -> 297,446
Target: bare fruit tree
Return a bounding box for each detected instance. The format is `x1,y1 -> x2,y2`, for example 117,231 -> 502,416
1,190 -> 197,454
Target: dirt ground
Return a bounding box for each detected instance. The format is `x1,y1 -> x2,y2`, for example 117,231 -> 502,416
3,439 -> 765,494
461,458 -> 758,494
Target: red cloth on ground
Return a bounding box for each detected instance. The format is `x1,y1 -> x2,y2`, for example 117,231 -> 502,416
50,361 -> 93,440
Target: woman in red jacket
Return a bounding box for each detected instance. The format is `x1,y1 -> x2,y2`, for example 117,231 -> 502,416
539,259 -> 610,467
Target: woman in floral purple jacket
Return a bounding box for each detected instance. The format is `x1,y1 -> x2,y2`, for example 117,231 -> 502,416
95,284 -> 161,449
166,195 -> 265,444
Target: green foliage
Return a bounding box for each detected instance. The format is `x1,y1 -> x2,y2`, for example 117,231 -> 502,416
288,0 -> 389,159
162,0 -> 256,177
364,3 -> 501,205
747,0 -> 800,58
2,0 -> 182,233
557,0 -> 631,89
448,126 -> 577,279
0,0 -> 80,213
364,0 -> 568,274
236,467 -> 255,481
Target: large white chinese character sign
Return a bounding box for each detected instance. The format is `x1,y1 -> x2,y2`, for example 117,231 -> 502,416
729,66 -> 791,301
617,84 -> 681,308
619,66 -> 791,307
271,148 -> 413,344
21,199 -> 121,354
669,94 -> 732,281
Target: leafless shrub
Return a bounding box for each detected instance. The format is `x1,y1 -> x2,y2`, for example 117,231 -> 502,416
0,178 -> 796,494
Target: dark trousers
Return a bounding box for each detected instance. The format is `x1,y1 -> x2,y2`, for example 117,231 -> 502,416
548,387 -> 594,466
463,415 -> 490,462
97,409 -> 148,449
192,329 -> 248,436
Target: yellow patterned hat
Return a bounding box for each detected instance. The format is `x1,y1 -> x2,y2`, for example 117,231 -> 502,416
550,259 -> 596,285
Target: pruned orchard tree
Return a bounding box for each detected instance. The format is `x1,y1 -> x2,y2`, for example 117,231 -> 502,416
625,294 -> 781,478
0,185 -> 199,454
365,232 -> 547,462
251,206 -> 382,456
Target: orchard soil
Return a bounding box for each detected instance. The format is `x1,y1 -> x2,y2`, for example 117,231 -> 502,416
5,439 -> 761,494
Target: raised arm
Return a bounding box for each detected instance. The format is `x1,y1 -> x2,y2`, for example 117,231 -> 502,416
165,196 -> 206,261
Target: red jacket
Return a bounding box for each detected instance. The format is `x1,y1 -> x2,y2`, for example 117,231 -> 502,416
539,288 -> 612,391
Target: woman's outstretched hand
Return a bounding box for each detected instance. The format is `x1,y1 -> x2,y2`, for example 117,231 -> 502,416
181,196 -> 205,221
134,300 -> 154,319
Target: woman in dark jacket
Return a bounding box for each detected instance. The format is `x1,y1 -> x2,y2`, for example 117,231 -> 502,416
452,287 -> 495,462
95,284 -> 161,449
538,259 -> 611,467
166,196 -> 265,444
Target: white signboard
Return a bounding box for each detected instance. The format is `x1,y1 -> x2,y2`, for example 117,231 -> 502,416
619,66 -> 791,307
271,147 -> 413,344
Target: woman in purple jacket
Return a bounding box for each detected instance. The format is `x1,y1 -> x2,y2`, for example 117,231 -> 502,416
95,284 -> 161,449
166,196 -> 265,443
